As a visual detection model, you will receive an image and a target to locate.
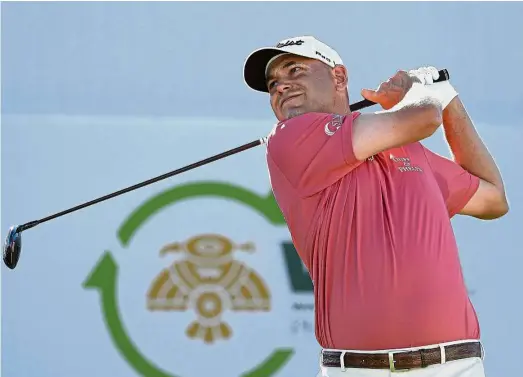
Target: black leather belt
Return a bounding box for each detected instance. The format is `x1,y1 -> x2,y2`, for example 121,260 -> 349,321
321,341 -> 483,372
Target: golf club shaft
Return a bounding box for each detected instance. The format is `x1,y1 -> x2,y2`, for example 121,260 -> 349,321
16,138 -> 265,232
15,68 -> 450,233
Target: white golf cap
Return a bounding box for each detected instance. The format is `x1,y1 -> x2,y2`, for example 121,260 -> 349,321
243,35 -> 344,93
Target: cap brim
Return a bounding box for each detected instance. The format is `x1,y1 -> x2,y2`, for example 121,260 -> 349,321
243,47 -> 289,93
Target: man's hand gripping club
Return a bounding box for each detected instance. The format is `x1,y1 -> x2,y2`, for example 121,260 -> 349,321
360,67 -> 458,111
350,66 -> 456,161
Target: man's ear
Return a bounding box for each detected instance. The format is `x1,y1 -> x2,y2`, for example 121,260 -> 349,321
333,65 -> 348,91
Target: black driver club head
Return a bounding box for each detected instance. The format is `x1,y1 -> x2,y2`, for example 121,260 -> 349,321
3,225 -> 22,269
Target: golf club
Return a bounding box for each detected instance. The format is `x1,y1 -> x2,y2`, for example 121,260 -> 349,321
3,69 -> 450,270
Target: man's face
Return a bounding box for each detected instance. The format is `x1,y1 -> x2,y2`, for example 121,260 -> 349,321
266,54 -> 338,121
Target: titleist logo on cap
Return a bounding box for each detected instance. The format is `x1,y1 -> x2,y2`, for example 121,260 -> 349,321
276,39 -> 304,48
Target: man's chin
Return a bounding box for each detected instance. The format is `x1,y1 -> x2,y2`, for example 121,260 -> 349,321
283,107 -> 308,120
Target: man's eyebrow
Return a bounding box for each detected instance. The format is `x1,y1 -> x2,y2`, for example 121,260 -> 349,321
266,60 -> 299,83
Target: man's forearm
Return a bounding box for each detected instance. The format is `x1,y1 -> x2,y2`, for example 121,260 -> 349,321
442,97 -> 505,191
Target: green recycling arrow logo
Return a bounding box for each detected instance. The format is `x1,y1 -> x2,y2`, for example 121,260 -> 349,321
83,181 -> 294,377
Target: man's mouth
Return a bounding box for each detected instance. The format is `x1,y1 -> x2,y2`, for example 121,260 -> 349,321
281,93 -> 302,107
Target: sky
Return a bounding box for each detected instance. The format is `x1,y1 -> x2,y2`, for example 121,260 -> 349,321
2,2 -> 523,123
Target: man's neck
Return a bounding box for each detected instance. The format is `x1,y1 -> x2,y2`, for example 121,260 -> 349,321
333,96 -> 351,115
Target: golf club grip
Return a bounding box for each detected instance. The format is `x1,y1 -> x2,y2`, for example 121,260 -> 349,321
349,69 -> 450,112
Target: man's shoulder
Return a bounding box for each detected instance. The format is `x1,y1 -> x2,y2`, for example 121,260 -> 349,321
268,112 -> 359,141
266,112 -> 326,145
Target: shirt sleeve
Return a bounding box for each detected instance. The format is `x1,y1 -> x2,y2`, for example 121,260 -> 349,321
421,145 -> 480,217
266,112 -> 363,197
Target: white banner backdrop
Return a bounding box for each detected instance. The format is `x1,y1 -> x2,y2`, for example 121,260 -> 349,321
2,114 -> 521,377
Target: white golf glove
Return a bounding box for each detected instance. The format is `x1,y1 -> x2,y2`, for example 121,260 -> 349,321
408,66 -> 458,109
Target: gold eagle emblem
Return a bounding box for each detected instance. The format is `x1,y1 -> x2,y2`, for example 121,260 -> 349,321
147,234 -> 271,344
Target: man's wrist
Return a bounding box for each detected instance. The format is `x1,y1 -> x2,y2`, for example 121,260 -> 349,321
424,81 -> 459,110
442,96 -> 461,117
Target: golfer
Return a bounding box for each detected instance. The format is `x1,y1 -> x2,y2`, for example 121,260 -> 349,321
243,36 -> 508,377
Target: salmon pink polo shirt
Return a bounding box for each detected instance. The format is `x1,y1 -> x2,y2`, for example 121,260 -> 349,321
265,111 -> 481,350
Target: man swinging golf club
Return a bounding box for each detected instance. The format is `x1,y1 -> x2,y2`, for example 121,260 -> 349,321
243,36 -> 508,377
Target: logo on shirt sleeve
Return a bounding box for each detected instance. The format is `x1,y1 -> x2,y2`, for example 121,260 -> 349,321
324,114 -> 344,136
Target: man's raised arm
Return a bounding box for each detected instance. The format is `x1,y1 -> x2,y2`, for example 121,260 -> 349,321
412,67 -> 508,219
443,97 -> 508,219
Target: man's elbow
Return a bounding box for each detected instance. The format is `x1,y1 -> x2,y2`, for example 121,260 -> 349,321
477,194 -> 509,220
491,195 -> 509,218
461,182 -> 510,220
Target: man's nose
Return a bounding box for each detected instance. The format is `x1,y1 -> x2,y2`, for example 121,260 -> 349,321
276,82 -> 291,94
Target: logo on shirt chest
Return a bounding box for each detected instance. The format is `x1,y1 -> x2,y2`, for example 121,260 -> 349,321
390,154 -> 423,173
324,114 -> 344,136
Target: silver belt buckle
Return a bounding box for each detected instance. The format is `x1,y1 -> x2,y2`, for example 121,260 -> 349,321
388,351 -> 410,373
